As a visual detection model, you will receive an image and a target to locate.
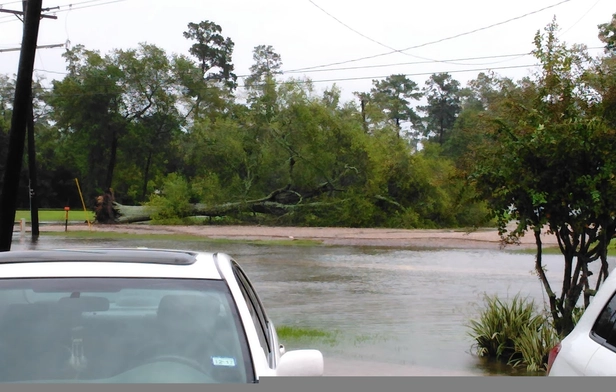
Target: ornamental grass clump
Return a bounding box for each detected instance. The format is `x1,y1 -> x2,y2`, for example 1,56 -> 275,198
468,292 -> 559,372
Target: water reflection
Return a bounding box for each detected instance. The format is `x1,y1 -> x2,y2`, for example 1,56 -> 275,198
8,234 -> 615,376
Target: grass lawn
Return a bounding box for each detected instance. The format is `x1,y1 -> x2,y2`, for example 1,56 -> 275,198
512,243 -> 616,257
15,209 -> 95,222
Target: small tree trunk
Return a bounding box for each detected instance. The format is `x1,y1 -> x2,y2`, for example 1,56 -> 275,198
141,151 -> 152,201
105,127 -> 118,190
534,229 -> 561,334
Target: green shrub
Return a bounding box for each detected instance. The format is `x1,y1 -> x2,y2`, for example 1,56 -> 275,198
468,293 -> 540,362
509,313 -> 560,372
468,292 -> 565,373
145,173 -> 195,224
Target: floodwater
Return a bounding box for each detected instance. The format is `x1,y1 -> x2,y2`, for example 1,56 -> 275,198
8,232 -> 615,376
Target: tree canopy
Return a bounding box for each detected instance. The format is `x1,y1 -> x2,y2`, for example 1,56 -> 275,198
467,18 -> 616,336
1,15 -> 615,287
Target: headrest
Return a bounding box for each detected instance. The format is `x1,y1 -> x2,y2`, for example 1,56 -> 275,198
156,294 -> 221,330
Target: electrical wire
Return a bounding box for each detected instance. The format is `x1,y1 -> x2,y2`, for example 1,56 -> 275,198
256,63 -> 540,86
306,0 -> 543,68
0,0 -> 25,6
33,63 -> 541,97
32,45 -> 604,79
559,0 -> 602,37
307,0 -> 437,63
48,0 -> 127,14
0,0 -> 127,23
267,46 -> 602,77
287,0 -> 574,73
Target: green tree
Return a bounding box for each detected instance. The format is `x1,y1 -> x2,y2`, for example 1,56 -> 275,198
179,21 -> 237,123
183,20 -> 237,90
245,45 -> 282,87
245,45 -> 283,123
470,19 -> 616,336
111,44 -> 184,202
47,44 -> 184,206
172,53 -> 232,125
368,74 -> 423,137
419,72 -> 462,145
447,72 -> 516,170
47,45 -> 125,200
595,14 -> 616,128
0,74 -> 14,200
598,13 -> 616,54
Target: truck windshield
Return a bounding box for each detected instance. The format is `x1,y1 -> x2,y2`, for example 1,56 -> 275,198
0,277 -> 254,383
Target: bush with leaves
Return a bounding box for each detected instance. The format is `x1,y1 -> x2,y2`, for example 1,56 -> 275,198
145,173 -> 196,224
468,292 -> 564,372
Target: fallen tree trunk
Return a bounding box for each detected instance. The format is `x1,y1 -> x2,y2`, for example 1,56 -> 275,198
92,166 -> 371,224
105,200 -> 344,224
95,184 -> 345,224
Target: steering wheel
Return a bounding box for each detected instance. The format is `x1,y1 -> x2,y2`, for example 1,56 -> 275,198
130,341 -> 221,375
139,354 -> 210,374
134,337 -> 228,361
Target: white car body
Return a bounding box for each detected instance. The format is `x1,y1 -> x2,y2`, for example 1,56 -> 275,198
547,268 -> 616,376
0,248 -> 324,383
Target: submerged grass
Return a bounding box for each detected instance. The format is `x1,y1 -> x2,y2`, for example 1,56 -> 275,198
276,326 -> 334,340
275,325 -> 393,349
276,326 -> 340,347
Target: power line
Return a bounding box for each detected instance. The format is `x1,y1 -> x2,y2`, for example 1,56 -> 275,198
258,64 -> 540,86
307,0 -> 437,64
0,0 -> 126,23
31,45 -> 604,79
34,51 -> 541,79
33,68 -> 67,74
33,63 -> 541,97
559,0 -> 602,37
287,0 -> 573,73
246,45 -> 602,77
0,1 -> 25,6
284,52 -> 534,75
306,0 -> 532,68
221,51 -> 535,78
57,0 -> 119,7
48,0 -> 127,14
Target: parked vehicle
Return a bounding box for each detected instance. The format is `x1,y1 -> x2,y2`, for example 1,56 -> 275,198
0,248 -> 324,383
547,268 -> 616,376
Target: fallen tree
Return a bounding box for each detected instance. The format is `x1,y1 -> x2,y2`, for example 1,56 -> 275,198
93,183 -> 350,224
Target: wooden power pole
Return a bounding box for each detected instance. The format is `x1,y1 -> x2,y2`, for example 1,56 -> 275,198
0,0 -> 44,251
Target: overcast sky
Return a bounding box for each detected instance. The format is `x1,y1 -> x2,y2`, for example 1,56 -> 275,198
0,0 -> 613,102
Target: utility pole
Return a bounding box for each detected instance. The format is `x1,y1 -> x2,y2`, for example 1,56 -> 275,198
23,0 -> 40,239
0,2 -> 60,242
26,79 -> 39,239
0,0 -> 44,251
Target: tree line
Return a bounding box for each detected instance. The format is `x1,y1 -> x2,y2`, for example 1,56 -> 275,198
0,19 -> 482,228
0,16 -> 615,236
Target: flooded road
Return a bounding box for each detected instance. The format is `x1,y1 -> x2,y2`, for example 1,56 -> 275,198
9,233 -> 615,376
